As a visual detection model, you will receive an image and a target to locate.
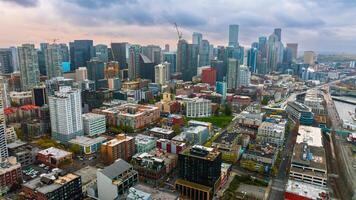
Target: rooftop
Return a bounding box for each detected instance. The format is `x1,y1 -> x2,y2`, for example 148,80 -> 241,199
297,126 -> 323,147
286,180 -> 329,199
100,159 -> 134,180
38,147 -> 72,159
181,145 -> 221,161
150,127 -> 174,135
74,166 -> 98,186
102,134 -> 134,147
69,136 -> 107,146
82,113 -> 105,120
287,101 -> 311,112
135,134 -> 157,145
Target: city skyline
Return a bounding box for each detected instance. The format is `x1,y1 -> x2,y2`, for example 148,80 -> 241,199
1,0 -> 356,53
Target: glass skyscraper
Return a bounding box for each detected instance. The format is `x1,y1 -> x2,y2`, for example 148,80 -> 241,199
228,24 -> 239,47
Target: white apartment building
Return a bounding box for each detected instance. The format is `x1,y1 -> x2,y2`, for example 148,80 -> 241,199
154,63 -> 170,85
238,65 -> 251,87
75,67 -> 88,82
182,97 -> 212,118
49,86 -> 83,143
0,88 -> 8,158
257,121 -> 286,146
304,90 -> 326,115
82,113 -> 106,136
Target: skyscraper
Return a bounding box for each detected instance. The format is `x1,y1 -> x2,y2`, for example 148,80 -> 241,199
228,24 -> 239,47
0,83 -> 8,158
227,58 -> 239,90
185,44 -> 199,81
176,39 -> 189,74
138,53 -> 155,82
69,40 -> 94,71
87,58 -> 105,84
59,43 -> 69,62
274,28 -> 282,41
304,51 -> 316,65
49,86 -> 83,143
94,44 -> 109,63
18,44 -> 40,91
267,34 -> 279,73
43,43 -> 63,79
111,42 -> 129,69
211,59 -> 225,81
238,65 -> 251,87
10,47 -> 19,72
163,52 -> 176,74
142,45 -> 161,65
154,62 -> 170,84
199,40 -> 210,67
247,47 -> 258,73
192,32 -> 203,45
128,45 -> 142,80
286,43 -> 298,61
0,48 -> 14,74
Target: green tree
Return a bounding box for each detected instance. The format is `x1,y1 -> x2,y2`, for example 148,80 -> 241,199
258,165 -> 265,175
224,104 -> 232,116
69,144 -> 81,154
172,124 -> 181,135
15,128 -> 24,140
261,96 -> 270,105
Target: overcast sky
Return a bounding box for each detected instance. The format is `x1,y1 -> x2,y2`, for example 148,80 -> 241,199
1,0 -> 356,53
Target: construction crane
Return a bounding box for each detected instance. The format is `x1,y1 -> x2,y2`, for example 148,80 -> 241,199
52,38 -> 59,43
174,22 -> 183,40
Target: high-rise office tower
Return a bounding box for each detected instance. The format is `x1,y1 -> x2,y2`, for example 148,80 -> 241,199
274,28 -> 282,42
128,45 -> 142,80
49,86 -> 83,143
247,47 -> 258,73
238,65 -> 251,87
154,62 -> 170,84
43,43 -> 63,79
94,44 -> 109,63
175,146 -> 222,200
267,34 -> 279,73
176,39 -> 189,74
185,44 -> 199,81
211,59 -> 225,81
38,44 -> 47,75
0,48 -> 14,74
59,43 -> 69,62
163,52 -> 176,74
18,44 -> 40,91
138,53 -> 155,82
228,24 -> 239,48
286,43 -> 298,61
111,42 -> 129,69
0,83 -> 8,158
75,67 -> 88,82
227,58 -> 239,90
192,32 -> 203,45
199,40 -> 210,67
87,58 -> 105,84
69,40 -> 94,71
201,67 -> 216,86
304,51 -> 316,65
142,45 -> 161,65
164,44 -> 170,52
10,47 -> 19,72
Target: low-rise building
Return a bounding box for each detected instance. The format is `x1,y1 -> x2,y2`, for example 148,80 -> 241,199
183,126 -> 210,145
97,159 -> 138,200
156,139 -> 186,154
234,110 -> 264,128
304,90 -> 326,115
82,113 -> 106,136
241,144 -> 278,172
212,132 -> 241,163
289,126 -> 327,187
131,152 -> 166,184
8,141 -> 39,167
73,166 -> 98,197
257,119 -> 286,146
286,101 -> 314,125
69,136 -> 107,155
0,157 -> 22,193
127,187 -> 152,200
149,127 -> 175,140
22,170 -> 82,200
100,134 -> 135,164
5,127 -> 17,144
284,180 -> 329,200
188,120 -> 212,134
37,147 -> 73,167
135,134 -> 157,153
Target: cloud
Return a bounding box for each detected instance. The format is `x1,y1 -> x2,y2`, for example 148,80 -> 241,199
1,0 -> 38,7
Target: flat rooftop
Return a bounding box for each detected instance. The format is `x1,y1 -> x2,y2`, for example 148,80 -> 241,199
297,126 -> 323,147
74,166 -> 98,185
292,143 -> 327,172
82,113 -> 105,119
181,145 -> 220,161
286,180 -> 329,199
69,136 -> 107,146
38,147 -> 71,159
150,127 -> 174,135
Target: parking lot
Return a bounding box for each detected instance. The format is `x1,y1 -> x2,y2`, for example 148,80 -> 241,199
22,164 -> 53,182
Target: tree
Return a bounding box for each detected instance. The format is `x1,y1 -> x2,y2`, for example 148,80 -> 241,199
258,165 -> 265,175
14,128 -> 24,140
223,104 -> 232,116
261,96 -> 270,105
172,124 -> 181,135
69,144 -> 81,155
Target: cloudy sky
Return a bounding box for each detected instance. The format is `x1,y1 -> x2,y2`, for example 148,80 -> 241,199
1,0 -> 356,53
